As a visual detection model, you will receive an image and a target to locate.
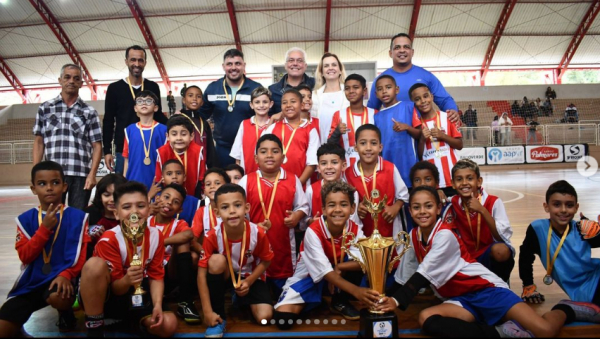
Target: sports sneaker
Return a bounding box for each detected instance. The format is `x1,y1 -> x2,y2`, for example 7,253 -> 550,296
177,301 -> 201,324
330,301 -> 360,320
205,320 -> 226,338
57,310 -> 77,331
495,320 -> 533,338
558,299 -> 600,323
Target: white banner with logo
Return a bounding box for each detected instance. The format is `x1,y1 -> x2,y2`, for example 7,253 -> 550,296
96,159 -> 110,177
456,147 -> 486,165
564,144 -> 586,162
526,145 -> 564,163
486,146 -> 525,165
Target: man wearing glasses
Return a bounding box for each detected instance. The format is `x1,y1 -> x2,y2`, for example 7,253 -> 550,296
269,47 -> 316,115
32,64 -> 103,210
103,45 -> 168,174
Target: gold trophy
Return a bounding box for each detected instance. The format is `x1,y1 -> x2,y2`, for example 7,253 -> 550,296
121,212 -> 148,309
342,194 -> 411,338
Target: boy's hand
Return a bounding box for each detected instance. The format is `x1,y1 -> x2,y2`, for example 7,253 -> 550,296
465,192 -> 484,214
521,284 -> 545,304
125,265 -> 144,287
391,118 -> 409,132
577,219 -> 600,240
437,189 -> 448,204
430,127 -> 446,140
284,210 -> 298,228
235,281 -> 251,297
204,311 -> 223,327
374,296 -> 397,313
307,212 -> 321,226
382,203 -> 400,224
258,220 -> 272,232
353,287 -> 380,309
150,304 -> 164,329
42,203 -> 62,231
148,180 -> 163,200
149,200 -> 160,216
422,124 -> 432,139
339,122 -> 348,134
358,200 -> 369,219
49,276 -> 74,299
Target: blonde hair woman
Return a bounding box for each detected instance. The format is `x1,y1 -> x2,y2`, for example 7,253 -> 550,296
311,52 -> 349,144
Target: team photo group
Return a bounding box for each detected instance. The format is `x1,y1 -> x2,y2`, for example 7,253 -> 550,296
0,32 -> 599,338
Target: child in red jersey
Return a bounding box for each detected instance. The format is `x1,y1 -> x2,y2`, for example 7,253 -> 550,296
225,163 -> 244,184
198,184 -> 274,338
155,115 -> 206,197
262,88 -> 319,187
230,87 -> 273,174
450,159 -> 514,283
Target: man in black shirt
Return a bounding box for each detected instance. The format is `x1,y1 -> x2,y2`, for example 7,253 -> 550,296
461,104 -> 478,140
102,45 -> 168,173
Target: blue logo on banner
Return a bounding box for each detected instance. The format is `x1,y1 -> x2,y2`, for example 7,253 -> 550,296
488,148 -> 502,162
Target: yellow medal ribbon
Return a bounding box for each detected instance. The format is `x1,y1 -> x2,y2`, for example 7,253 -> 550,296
545,224 -> 570,281
139,122 -> 156,165
173,150 -> 188,177
346,107 -> 367,147
421,111 -> 442,157
463,194 -> 482,251
37,206 -> 64,269
358,161 -> 378,200
223,77 -> 245,111
223,220 -> 247,288
281,121 -> 299,160
127,76 -> 144,101
179,114 -> 204,140
256,171 -> 280,222
325,219 -> 346,267
208,204 -> 216,229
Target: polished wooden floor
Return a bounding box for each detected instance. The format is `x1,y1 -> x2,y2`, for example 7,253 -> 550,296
1,167 -> 599,337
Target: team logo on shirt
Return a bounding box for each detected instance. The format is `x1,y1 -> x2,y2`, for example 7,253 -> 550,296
15,231 -> 21,243
245,249 -> 253,258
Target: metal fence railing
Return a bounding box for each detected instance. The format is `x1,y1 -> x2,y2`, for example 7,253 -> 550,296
460,126 -> 492,147
13,141 -> 34,163
0,142 -> 13,164
545,124 -> 598,146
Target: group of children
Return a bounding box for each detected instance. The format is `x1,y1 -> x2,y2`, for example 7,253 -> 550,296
1,74 -> 599,338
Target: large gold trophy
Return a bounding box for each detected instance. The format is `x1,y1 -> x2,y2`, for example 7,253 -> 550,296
121,212 -> 148,309
342,194 -> 411,338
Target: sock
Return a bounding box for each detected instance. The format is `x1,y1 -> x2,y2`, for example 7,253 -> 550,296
85,314 -> 105,337
552,303 -> 576,324
176,252 -> 194,303
206,273 -> 226,320
491,257 -> 515,283
274,311 -> 298,330
422,315 -> 501,338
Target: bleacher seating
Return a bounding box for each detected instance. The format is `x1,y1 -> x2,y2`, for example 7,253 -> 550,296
0,118 -> 36,142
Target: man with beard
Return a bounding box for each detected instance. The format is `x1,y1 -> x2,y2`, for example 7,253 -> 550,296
367,33 -> 458,115
103,45 -> 168,174
199,49 -> 261,166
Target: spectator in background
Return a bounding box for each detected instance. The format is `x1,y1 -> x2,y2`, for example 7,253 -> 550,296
527,115 -> 540,145
33,64 -> 103,210
522,96 -> 529,106
542,97 -> 553,116
167,90 -> 176,116
491,115 -> 500,146
269,47 -> 315,115
535,97 -> 542,109
461,104 -> 478,140
545,86 -> 557,100
511,100 -> 520,117
499,112 -> 513,146
565,103 -> 578,123
180,83 -> 187,110
528,101 -> 539,120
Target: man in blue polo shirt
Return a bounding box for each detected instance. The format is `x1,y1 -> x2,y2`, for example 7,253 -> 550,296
199,49 -> 261,166
367,33 -> 458,114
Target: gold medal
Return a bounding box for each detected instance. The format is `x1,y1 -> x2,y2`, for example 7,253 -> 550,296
543,274 -> 553,285
545,223 -> 569,286
143,157 -> 151,165
228,105 -> 234,112
138,122 -> 156,167
38,206 -> 64,275
223,77 -> 245,113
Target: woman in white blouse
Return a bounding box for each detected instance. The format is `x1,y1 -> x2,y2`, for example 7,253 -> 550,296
499,112 -> 513,146
311,53 -> 349,144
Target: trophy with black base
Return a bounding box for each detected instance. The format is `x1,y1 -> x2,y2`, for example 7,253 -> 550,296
342,195 -> 411,338
122,212 -> 149,310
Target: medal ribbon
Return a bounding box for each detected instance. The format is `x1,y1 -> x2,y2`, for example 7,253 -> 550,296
256,171 -> 280,221
180,114 -> 204,139
325,219 -> 346,267
127,76 -> 144,101
150,216 -> 175,237
463,194 -> 482,251
545,224 -> 570,280
420,110 -> 442,155
346,107 -> 367,147
38,206 -> 64,267
223,220 -> 247,288
358,161 -> 377,200
139,122 -> 157,162
208,204 -> 217,229
173,149 -> 188,177
281,121 -> 299,159
223,77 -> 245,110
254,116 -> 269,140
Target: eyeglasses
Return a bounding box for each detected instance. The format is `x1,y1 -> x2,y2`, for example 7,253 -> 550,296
286,58 -> 305,64
136,98 -> 154,106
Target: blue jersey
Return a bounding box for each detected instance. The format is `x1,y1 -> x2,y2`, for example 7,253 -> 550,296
124,122 -> 167,190
10,207 -> 87,298
374,101 -> 418,187
178,194 -> 201,227
367,65 -> 457,112
532,219 -> 600,302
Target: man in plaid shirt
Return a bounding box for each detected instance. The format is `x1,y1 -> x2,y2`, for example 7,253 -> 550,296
33,64 -> 103,210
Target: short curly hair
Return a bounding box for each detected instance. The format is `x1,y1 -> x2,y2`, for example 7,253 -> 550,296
320,180 -> 356,207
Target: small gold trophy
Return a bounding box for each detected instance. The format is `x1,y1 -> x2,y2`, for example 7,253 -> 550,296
121,212 -> 148,309
342,194 -> 411,338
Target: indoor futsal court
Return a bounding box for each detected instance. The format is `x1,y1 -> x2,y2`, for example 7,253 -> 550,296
1,166 -> 599,337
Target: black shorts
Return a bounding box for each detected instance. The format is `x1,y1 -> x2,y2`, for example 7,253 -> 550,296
0,283 -> 59,326
228,279 -> 271,306
78,279 -> 153,322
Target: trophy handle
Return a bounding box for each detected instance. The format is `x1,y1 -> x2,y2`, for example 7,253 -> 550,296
341,232 -> 366,273
387,231 -> 412,273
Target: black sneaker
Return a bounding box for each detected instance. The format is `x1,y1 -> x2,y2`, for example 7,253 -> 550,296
57,310 -> 77,331
330,301 -> 360,320
177,301 -> 201,324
